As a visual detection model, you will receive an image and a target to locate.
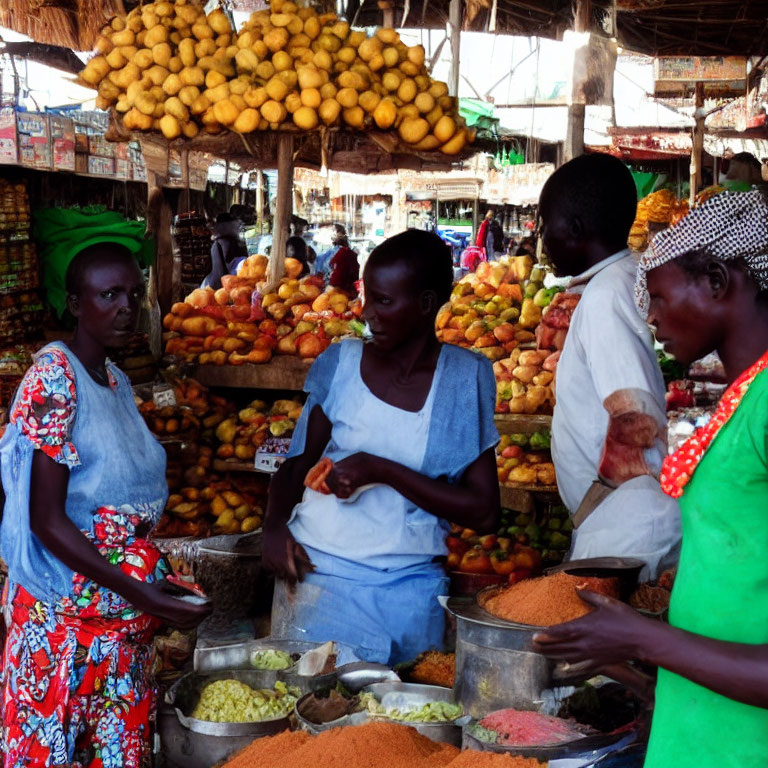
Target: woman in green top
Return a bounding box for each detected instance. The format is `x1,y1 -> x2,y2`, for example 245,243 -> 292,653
533,189 -> 768,768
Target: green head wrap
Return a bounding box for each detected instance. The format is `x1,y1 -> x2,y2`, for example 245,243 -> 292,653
33,206 -> 155,317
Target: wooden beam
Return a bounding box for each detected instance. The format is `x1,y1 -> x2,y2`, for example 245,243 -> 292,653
448,0 -> 461,98
269,133 -> 295,288
564,0 -> 590,163
690,81 -> 705,205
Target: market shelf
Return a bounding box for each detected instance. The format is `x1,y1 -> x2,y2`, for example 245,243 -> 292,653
499,483 -> 560,514
213,459 -> 268,474
494,413 -> 552,432
193,357 -> 312,391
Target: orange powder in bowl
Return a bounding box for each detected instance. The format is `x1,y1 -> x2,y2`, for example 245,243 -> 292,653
222,722 -> 545,768
481,572 -> 619,626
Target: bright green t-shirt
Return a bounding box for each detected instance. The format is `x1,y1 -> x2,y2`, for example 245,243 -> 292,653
645,369 -> 768,768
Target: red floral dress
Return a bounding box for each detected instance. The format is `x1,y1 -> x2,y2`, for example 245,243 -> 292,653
1,348 -> 165,768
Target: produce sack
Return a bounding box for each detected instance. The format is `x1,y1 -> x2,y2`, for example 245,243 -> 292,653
33,206 -> 155,317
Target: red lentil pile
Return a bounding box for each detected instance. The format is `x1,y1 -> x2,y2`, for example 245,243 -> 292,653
482,572 -> 619,626
223,722 -> 545,768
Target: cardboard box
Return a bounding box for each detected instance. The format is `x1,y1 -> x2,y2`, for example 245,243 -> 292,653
114,142 -> 129,161
75,153 -> 88,174
115,158 -> 129,179
88,136 -> 116,158
75,131 -> 89,153
16,112 -> 50,170
49,115 -> 75,171
131,161 -> 147,182
87,155 -> 115,176
0,107 -> 17,165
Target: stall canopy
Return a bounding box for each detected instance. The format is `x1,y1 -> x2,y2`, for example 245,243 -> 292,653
353,1 -> 768,57
2,0 -> 768,57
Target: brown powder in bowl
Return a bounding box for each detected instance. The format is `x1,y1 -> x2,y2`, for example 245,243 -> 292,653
481,572 -> 619,626
447,752 -> 545,767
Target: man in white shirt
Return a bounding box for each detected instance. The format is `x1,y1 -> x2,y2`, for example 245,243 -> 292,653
538,154 -> 681,578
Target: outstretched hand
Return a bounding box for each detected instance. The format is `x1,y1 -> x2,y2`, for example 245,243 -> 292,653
532,589 -> 652,667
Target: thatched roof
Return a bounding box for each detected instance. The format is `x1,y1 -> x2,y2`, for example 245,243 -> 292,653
2,0 -> 766,57
352,0 -> 768,57
0,0 -> 124,51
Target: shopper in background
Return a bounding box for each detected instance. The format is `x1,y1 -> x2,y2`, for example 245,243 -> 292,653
0,243 -> 209,767
515,236 -> 537,259
723,151 -> 763,189
291,215 -> 318,265
328,238 -> 360,294
484,214 -> 505,260
475,209 -> 493,251
201,212 -> 248,289
535,190 -> 768,768
538,153 -> 680,579
264,230 -> 499,664
315,223 -> 349,277
286,235 -> 311,278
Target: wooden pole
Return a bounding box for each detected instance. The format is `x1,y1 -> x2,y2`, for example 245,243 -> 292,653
180,149 -> 190,213
564,0 -> 590,163
149,172 -> 175,314
448,0 -> 461,98
256,169 -> 264,234
268,133 -> 294,288
690,82 -> 705,206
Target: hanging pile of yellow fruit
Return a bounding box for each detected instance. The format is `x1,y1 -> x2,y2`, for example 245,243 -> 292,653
79,0 -> 472,154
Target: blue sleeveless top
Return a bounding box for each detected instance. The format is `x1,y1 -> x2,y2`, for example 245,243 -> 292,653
0,343 -> 168,603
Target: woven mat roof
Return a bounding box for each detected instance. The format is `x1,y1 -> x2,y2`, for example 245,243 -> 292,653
354,0 -> 768,57
0,0 -> 124,51
2,0 -> 766,57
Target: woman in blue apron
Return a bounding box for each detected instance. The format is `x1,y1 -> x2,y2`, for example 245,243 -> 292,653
263,230 -> 500,664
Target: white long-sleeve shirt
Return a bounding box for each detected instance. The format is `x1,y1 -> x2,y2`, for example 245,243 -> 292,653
552,250 -> 681,577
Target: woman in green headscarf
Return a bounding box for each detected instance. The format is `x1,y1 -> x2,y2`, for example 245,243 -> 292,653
533,189 -> 768,768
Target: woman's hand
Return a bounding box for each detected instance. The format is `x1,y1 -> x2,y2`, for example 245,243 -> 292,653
326,452 -> 380,498
133,580 -> 212,630
532,589 -> 652,666
262,520 -> 315,585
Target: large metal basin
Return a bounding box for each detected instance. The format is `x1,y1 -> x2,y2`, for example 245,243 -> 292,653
446,596 -> 555,719
159,668 -> 292,768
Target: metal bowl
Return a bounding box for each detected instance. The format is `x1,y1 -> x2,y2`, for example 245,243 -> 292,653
159,669 -> 291,768
294,689 -> 371,735
463,719 -> 637,763
362,682 -> 467,746
194,638 -> 340,695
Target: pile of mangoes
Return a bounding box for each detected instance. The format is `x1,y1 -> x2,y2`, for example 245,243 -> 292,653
79,0 -> 472,153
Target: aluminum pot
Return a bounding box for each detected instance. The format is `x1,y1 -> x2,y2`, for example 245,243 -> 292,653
445,595 -> 555,719
159,669 -> 291,768
362,682 -> 468,747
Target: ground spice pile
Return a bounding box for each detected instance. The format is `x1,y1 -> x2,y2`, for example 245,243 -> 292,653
448,752 -> 544,767
222,722 -> 544,768
410,651 -> 456,688
482,572 -> 619,626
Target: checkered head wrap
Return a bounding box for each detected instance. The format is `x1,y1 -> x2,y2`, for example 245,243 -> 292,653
635,189 -> 768,317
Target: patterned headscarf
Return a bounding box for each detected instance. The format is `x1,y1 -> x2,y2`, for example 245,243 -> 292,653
635,189 -> 768,317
